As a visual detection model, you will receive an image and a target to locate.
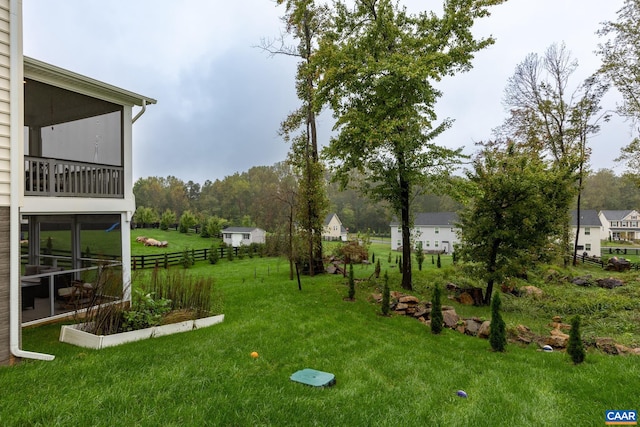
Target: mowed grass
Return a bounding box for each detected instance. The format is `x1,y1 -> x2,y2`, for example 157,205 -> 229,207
2,249 -> 640,426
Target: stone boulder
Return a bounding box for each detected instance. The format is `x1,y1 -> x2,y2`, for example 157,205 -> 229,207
597,277 -> 624,289
442,309 -> 460,328
571,276 -> 593,287
605,256 -> 631,272
545,329 -> 569,348
478,321 -> 491,339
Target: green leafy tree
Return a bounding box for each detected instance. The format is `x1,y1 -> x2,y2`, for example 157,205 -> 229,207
273,0 -> 330,276
178,210 -> 198,234
567,315 -> 586,364
597,0 -> 640,177
318,0 -> 504,290
430,284 -> 443,335
489,292 -> 506,352
456,144 -> 573,304
134,206 -> 158,228
160,209 -> 177,231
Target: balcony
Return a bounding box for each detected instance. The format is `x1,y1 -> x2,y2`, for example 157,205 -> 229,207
25,156 -> 123,198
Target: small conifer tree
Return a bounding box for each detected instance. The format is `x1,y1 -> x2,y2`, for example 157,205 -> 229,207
372,253 -> 375,264
374,259 -> 381,278
388,252 -> 392,263
381,271 -> 390,316
415,242 -> 425,271
489,292 -> 507,352
430,284 -> 443,334
567,315 -> 586,364
432,255 -> 435,264
208,244 -> 219,264
347,264 -> 356,300
437,253 -> 441,268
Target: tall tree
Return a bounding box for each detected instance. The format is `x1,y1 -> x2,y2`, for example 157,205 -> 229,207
317,0 -> 504,290
272,0 -> 329,275
498,43 -> 608,266
456,144 -> 573,304
597,0 -> 640,177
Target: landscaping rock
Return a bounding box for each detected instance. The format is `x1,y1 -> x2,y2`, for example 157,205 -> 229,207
442,309 -> 459,328
465,318 -> 482,336
596,277 -> 624,289
478,321 -> 491,338
595,337 -> 619,355
458,292 -> 474,305
605,256 -> 631,272
571,276 -> 593,287
399,295 -> 419,304
545,329 -> 569,348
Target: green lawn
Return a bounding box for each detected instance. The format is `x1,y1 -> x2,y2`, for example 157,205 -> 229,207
2,245 -> 639,426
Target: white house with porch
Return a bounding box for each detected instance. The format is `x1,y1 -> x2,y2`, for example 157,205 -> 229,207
390,212 -> 459,254
0,0 -> 156,365
598,210 -> 640,242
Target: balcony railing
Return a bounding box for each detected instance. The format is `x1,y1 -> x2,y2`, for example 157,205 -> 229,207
25,156 -> 124,198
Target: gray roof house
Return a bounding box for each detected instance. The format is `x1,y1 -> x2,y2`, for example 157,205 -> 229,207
323,213 -> 348,241
571,210 -> 603,257
222,227 -> 266,247
390,212 -> 459,253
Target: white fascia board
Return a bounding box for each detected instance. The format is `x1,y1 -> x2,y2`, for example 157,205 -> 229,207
24,56 -> 157,107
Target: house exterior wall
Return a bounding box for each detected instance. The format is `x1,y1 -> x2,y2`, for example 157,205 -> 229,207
323,214 -> 346,241
599,210 -> 640,241
571,225 -> 602,257
0,0 -> 11,365
390,224 -> 458,253
223,228 -> 266,247
0,207 -> 10,365
0,3 -> 9,205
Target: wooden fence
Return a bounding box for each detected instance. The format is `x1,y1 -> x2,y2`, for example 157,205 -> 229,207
21,245 -> 265,271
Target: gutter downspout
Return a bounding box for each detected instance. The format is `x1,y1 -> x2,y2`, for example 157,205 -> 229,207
132,99 -> 147,124
9,0 -> 55,362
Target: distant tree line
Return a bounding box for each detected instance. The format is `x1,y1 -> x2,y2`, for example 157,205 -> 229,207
132,165 -> 640,236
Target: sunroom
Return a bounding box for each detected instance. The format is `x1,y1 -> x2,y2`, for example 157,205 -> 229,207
19,57 -> 155,325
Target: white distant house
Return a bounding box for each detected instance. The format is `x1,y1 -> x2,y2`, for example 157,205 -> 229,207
222,227 -> 266,247
571,210 -> 603,257
390,212 -> 458,253
598,210 -> 640,241
323,213 -> 348,241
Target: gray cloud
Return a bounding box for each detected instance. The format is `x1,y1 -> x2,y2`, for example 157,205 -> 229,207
23,0 -> 630,184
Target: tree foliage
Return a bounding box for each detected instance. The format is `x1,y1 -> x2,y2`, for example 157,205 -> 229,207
456,144 -> 573,304
497,43 -> 609,266
597,0 -> 640,128
318,0 -> 504,290
567,315 -> 586,364
430,284 -> 443,335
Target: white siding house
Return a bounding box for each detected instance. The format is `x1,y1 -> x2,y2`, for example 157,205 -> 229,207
2,0 -> 156,364
390,212 -> 458,253
571,210 -> 603,257
223,227 -> 266,247
598,210 -> 640,241
322,213 -> 348,241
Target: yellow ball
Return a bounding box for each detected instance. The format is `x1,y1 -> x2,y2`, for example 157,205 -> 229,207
250,351 -> 259,358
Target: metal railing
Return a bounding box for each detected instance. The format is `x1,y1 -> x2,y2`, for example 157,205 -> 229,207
25,156 -> 124,198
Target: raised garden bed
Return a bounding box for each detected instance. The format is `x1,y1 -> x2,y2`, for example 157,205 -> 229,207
59,314 -> 225,349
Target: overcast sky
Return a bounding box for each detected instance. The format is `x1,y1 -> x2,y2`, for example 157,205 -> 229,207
23,0 -> 630,184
